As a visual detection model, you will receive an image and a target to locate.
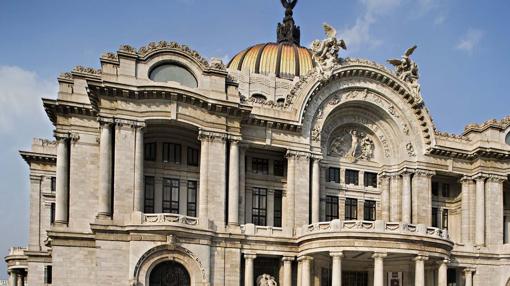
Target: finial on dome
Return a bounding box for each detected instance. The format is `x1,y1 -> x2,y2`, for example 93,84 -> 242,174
277,0 -> 301,45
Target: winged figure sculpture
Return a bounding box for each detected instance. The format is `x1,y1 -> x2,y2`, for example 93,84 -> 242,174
387,45 -> 420,93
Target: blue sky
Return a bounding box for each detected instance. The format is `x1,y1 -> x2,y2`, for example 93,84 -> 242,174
0,0 -> 509,279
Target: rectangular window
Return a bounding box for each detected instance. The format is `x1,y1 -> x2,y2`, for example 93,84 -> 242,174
442,209 -> 449,230
442,183 -> 450,198
432,182 -> 439,196
364,172 -> 378,188
274,190 -> 283,227
252,158 -> 269,175
44,265 -> 52,284
273,160 -> 285,176
162,143 -> 181,164
144,176 -> 155,213
50,203 -> 55,225
328,167 -> 340,183
252,188 -> 267,226
186,181 -> 197,217
144,142 -> 157,161
345,169 -> 359,185
432,207 -> 438,227
50,177 -> 56,192
187,147 -> 199,166
163,178 -> 180,214
363,200 -> 376,221
345,198 -> 358,220
325,196 -> 339,221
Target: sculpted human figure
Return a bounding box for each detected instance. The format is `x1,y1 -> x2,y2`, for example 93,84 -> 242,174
387,45 -> 421,93
257,274 -> 278,286
311,23 -> 346,78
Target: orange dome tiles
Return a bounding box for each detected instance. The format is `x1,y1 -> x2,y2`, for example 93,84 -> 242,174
227,43 -> 314,79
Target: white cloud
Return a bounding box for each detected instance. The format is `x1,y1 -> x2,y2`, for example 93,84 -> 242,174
456,29 -> 484,53
0,66 -> 57,133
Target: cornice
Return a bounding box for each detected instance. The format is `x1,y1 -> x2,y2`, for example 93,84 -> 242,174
428,146 -> 510,161
43,98 -> 97,126
464,115 -> 510,134
19,151 -> 56,165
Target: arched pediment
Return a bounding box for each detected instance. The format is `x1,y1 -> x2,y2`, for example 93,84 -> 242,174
287,60 -> 436,158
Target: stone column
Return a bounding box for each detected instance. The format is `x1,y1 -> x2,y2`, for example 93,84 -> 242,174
97,121 -> 113,218
372,253 -> 387,286
282,256 -> 294,286
412,170 -> 434,225
55,136 -> 70,225
311,156 -> 321,223
239,146 -> 247,224
390,174 -> 402,222
437,259 -> 449,286
8,271 -> 15,286
16,273 -> 23,286
133,126 -> 145,213
198,132 -> 210,226
244,254 -> 256,286
463,269 -> 474,286
474,175 -> 486,245
299,256 -> 313,286
285,151 -> 296,230
297,258 -> 302,286
401,171 -> 412,224
380,174 -> 390,222
486,175 -> 506,245
414,255 -> 428,286
460,177 -> 473,244
331,252 -> 343,286
228,137 -> 240,225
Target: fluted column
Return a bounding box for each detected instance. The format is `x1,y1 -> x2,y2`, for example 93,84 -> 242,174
198,132 -> 210,226
244,254 -> 256,286
401,171 -> 412,224
228,137 -> 240,225
331,252 -> 343,286
97,121 -> 113,218
437,259 -> 449,286
372,252 -> 387,286
311,156 -> 321,223
486,175 -> 506,245
133,126 -> 145,213
414,255 -> 428,286
55,136 -> 70,225
299,256 -> 313,286
464,269 -> 474,286
380,175 -> 390,221
460,176 -> 473,244
285,151 -> 296,230
297,257 -> 302,286
389,174 -> 402,221
474,175 -> 486,245
282,256 -> 294,286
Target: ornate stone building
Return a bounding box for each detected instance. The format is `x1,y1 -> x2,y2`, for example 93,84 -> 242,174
5,1 -> 510,286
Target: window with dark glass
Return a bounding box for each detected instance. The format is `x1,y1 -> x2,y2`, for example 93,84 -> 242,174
144,176 -> 155,213
44,265 -> 52,284
325,196 -> 339,221
50,177 -> 56,192
442,183 -> 450,198
187,147 -> 199,166
442,209 -> 449,230
274,190 -> 283,227
345,198 -> 358,220
363,200 -> 376,221
432,182 -> 439,196
432,207 -> 438,227
364,172 -> 378,188
345,169 -> 359,185
50,203 -> 55,225
447,269 -> 457,285
252,188 -> 267,226
144,142 -> 157,161
328,167 -> 340,183
273,160 -> 285,176
321,268 -> 332,286
187,181 -> 197,217
252,158 -> 269,175
163,143 -> 181,164
149,63 -> 198,88
163,178 -> 180,214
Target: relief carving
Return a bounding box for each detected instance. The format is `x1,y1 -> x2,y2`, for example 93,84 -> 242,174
330,129 -> 375,162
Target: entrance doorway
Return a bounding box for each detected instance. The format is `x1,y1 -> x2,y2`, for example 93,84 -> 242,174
149,261 -> 191,286
342,271 -> 368,286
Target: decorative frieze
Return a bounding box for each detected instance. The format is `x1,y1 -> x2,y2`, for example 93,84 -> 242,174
198,130 -> 228,142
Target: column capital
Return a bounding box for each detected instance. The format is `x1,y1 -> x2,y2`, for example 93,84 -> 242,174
486,174 -> 507,184
297,255 -> 314,262
286,150 -> 310,160
113,118 -> 145,128
227,134 -> 242,143
437,258 -> 450,265
282,256 -> 295,262
413,255 -> 429,262
29,174 -> 43,182
244,253 -> 257,260
310,153 -> 323,161
330,251 -> 344,258
473,173 -> 488,181
414,168 -> 435,177
97,116 -> 114,126
399,168 -> 414,177
198,129 -> 227,142
371,252 -> 387,259
463,268 -> 476,274
459,176 -> 474,184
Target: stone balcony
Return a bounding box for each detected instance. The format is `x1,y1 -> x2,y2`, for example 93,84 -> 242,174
141,213 -> 199,226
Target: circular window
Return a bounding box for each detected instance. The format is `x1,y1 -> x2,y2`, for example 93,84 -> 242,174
149,63 -> 198,88
506,132 -> 510,145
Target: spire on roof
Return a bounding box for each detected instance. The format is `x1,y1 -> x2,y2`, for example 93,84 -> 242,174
277,0 -> 301,45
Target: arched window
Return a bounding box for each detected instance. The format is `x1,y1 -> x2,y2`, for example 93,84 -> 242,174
149,261 -> 190,286
251,93 -> 267,102
149,63 -> 198,88
506,132 -> 510,145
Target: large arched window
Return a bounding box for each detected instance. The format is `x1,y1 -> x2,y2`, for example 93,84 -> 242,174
149,63 -> 198,88
149,261 -> 190,286
506,132 -> 510,145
